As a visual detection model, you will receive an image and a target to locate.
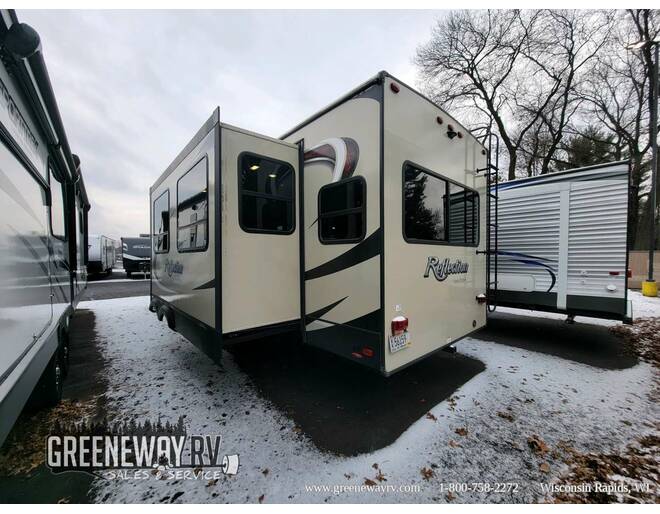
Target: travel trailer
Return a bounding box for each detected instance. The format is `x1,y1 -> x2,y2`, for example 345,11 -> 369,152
492,161 -> 632,322
149,71 -> 488,375
0,10 -> 90,446
121,236 -> 151,277
88,234 -> 116,275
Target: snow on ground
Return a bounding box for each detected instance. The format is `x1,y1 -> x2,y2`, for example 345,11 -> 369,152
81,292 -> 659,504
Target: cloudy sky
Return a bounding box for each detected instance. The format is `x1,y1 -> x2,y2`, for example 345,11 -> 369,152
20,10 -> 441,240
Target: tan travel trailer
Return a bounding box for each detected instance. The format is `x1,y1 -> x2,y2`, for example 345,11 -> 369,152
149,71 -> 488,375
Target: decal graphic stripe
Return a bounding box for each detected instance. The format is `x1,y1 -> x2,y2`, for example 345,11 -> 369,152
305,296 -> 348,321
193,279 -> 215,290
305,228 -> 381,281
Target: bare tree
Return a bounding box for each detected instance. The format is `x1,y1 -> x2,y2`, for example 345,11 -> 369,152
415,10 -> 545,179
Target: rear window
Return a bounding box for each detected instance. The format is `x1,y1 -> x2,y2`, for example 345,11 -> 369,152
318,177 -> 366,244
403,163 -> 478,246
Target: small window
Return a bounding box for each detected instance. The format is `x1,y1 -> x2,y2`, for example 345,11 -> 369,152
403,164 -> 447,242
177,157 -> 208,252
403,163 -> 479,246
318,177 -> 366,244
153,190 -> 170,253
239,153 -> 294,234
49,166 -> 66,239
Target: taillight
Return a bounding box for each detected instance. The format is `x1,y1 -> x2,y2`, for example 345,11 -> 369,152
609,271 -> 620,276
361,347 -> 374,358
627,269 -> 632,278
391,316 -> 408,335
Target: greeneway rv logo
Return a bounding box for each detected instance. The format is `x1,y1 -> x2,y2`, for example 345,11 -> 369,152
164,259 -> 183,277
45,416 -> 239,481
424,257 -> 469,281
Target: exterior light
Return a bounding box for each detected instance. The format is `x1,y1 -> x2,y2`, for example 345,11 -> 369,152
249,165 -> 259,171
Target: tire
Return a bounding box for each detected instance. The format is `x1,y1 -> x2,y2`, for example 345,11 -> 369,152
126,271 -> 132,278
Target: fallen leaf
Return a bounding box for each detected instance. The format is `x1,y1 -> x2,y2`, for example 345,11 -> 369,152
539,462 -> 550,473
206,479 -> 218,488
448,439 -> 461,448
527,435 -> 549,456
446,491 -> 456,501
375,470 -> 387,482
420,467 -> 435,480
258,494 -> 265,504
364,478 -> 377,486
455,427 -> 468,437
497,411 -> 515,422
372,463 -> 379,470
426,412 -> 437,422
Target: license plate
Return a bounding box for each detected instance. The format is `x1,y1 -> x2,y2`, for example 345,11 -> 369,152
389,332 -> 410,353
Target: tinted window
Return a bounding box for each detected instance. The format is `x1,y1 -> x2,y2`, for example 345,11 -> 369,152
318,177 -> 366,243
153,190 -> 170,253
403,165 -> 447,242
239,154 -> 294,234
49,167 -> 66,239
177,158 -> 208,251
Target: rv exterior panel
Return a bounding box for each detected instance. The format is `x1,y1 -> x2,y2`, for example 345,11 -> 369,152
284,72 -> 488,375
493,161 -> 631,322
0,9 -> 88,446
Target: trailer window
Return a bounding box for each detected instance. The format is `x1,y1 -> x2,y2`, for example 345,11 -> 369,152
403,163 -> 479,246
48,165 -> 66,240
153,190 -> 170,253
403,164 -> 447,242
318,176 -> 366,244
177,157 -> 208,252
448,184 -> 479,245
238,153 -> 295,234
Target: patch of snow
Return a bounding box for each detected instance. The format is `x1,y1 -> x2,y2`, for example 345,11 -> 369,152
79,291 -> 659,504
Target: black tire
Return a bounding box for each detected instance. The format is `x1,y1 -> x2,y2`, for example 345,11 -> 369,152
126,271 -> 132,278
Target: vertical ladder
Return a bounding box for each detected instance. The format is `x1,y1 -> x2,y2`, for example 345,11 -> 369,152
476,132 -> 500,312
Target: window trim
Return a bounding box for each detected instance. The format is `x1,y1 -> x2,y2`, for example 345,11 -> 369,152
318,175 -> 367,245
48,163 -> 67,241
401,160 -> 480,247
237,151 -> 296,236
176,156 -> 209,253
153,188 -> 170,254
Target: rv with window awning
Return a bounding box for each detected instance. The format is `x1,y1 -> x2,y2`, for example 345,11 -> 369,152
149,71 -> 488,375
0,10 -> 90,446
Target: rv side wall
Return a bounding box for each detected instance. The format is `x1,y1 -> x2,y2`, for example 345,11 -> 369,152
284,84 -> 384,370
151,128 -> 217,331
382,76 -> 488,374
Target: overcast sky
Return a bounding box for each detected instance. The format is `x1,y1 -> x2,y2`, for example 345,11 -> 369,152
20,10 -> 440,240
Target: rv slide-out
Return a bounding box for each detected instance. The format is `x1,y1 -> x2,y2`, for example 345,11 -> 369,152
150,72 -> 489,375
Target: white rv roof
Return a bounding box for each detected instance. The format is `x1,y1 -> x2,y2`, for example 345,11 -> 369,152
497,161 -> 629,192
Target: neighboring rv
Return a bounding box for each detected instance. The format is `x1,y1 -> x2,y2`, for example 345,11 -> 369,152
121,236 -> 151,277
0,10 -> 90,446
149,71 -> 488,375
88,234 -> 116,275
492,161 -> 632,322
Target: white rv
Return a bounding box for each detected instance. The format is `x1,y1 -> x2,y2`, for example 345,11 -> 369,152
150,72 -> 488,375
0,10 -> 90,446
492,161 -> 632,322
88,234 -> 116,275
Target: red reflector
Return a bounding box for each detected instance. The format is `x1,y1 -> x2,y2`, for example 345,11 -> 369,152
391,316 -> 408,335
351,352 -> 363,359
390,83 -> 400,93
609,271 -> 620,276
627,269 -> 632,278
361,347 -> 374,358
